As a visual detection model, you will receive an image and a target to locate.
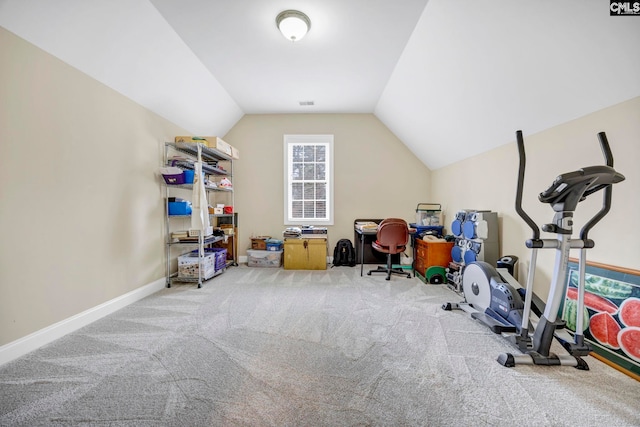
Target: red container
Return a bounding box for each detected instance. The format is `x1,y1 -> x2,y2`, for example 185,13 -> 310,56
223,206 -> 233,214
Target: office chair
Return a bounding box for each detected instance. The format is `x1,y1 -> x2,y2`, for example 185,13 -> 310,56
367,218 -> 411,280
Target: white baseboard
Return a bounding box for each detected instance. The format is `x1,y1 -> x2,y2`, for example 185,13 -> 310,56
237,256 -> 333,265
0,277 -> 166,367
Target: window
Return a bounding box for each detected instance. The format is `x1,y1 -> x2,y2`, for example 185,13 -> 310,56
284,135 -> 334,225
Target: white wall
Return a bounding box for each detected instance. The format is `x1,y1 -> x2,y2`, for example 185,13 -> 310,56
224,114 -> 432,256
431,97 -> 640,298
0,0 -> 243,137
0,27 -> 185,347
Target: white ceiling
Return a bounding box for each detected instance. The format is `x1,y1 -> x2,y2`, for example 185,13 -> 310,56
150,0 -> 429,114
1,0 -> 639,169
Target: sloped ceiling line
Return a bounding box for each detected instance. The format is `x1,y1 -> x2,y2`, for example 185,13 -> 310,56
1,0 -> 638,169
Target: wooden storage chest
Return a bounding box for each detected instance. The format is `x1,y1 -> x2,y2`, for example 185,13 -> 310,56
284,237 -> 327,270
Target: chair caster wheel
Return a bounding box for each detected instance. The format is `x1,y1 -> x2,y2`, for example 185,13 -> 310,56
367,272 -> 372,275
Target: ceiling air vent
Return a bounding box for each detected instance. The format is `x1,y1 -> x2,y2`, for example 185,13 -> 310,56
299,101 -> 314,106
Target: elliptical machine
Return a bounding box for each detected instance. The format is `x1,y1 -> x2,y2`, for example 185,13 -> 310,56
443,130 -> 625,368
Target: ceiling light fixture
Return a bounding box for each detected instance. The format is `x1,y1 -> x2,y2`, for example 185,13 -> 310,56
276,10 -> 311,42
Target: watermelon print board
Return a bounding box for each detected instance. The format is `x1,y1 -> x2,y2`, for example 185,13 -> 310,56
561,260 -> 640,379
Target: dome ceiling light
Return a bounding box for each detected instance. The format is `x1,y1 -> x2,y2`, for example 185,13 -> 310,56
276,10 -> 311,42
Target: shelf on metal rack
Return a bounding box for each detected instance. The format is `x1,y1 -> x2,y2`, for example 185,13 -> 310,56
167,235 -> 224,246
169,142 -> 232,162
164,183 -> 232,192
169,159 -> 229,176
163,140 -> 236,288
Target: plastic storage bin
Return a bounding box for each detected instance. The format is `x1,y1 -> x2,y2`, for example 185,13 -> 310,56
266,238 -> 284,251
247,249 -> 283,267
178,252 -> 216,279
161,166 -> 185,185
183,169 -> 194,184
168,201 -> 192,215
191,247 -> 227,271
415,203 -> 442,226
410,224 -> 444,238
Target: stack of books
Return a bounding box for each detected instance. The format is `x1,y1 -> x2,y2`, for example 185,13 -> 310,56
283,227 -> 302,238
171,231 -> 189,240
355,221 -> 378,232
301,226 -> 328,235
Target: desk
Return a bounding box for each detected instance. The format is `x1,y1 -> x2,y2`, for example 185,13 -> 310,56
355,227 -> 378,276
356,222 -> 418,277
354,219 -> 399,271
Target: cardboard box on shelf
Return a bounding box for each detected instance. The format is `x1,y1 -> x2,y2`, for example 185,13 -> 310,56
218,224 -> 234,236
175,136 -> 233,156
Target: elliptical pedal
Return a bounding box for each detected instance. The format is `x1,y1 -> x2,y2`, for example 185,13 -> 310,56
470,311 -> 518,334
497,351 -> 590,370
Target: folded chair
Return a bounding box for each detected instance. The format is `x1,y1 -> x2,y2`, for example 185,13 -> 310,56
367,218 -> 411,280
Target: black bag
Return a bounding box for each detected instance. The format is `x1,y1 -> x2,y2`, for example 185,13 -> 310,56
332,239 -> 356,267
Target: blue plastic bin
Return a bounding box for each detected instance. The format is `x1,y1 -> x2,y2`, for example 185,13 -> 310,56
168,201 -> 192,215
183,169 -> 194,184
409,224 -> 444,237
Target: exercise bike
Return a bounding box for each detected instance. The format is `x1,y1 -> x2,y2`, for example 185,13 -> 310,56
443,130 -> 625,368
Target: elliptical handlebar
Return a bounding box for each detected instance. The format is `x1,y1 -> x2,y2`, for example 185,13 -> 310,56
598,132 -> 614,168
515,130 -> 624,245
515,130 -> 541,243
579,132 -> 615,242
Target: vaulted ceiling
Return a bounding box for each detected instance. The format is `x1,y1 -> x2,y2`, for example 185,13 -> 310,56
1,0 -> 638,169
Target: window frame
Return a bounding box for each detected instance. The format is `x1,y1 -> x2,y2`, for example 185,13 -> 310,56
283,134 -> 334,226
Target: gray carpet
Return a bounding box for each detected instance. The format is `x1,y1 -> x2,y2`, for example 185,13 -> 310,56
1,266 -> 639,426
